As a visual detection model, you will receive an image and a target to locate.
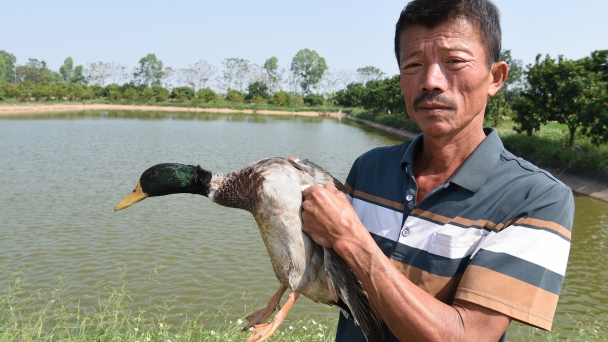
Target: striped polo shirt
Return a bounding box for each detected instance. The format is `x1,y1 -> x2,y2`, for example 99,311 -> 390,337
336,128 -> 574,341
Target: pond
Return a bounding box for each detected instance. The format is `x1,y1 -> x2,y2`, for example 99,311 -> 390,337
0,111 -> 606,339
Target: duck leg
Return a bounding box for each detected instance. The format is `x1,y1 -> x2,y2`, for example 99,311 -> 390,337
246,290 -> 300,342
243,284 -> 287,331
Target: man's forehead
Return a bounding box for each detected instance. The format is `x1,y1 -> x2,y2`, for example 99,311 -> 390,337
399,19 -> 483,55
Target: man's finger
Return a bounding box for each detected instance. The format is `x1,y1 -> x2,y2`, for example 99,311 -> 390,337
302,184 -> 319,198
324,181 -> 337,191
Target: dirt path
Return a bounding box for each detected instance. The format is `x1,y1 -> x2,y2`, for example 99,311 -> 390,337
0,103 -> 346,117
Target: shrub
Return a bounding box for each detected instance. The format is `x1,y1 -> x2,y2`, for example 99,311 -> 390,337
303,93 -> 325,106
269,91 -> 291,106
196,87 -> 218,103
291,93 -> 304,106
140,88 -> 156,102
50,83 -> 69,101
122,88 -> 139,101
246,81 -> 270,101
2,82 -> 24,99
90,84 -> 105,98
151,86 -> 169,102
171,86 -> 195,102
226,89 -> 246,104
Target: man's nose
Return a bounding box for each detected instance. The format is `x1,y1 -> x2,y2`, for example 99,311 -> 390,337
420,63 -> 448,92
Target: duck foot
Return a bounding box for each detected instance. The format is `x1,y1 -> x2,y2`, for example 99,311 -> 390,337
246,290 -> 299,342
243,284 -> 287,331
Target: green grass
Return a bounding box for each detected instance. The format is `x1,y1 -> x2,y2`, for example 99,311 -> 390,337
0,265 -> 336,342
1,266 -> 606,341
493,119 -> 608,171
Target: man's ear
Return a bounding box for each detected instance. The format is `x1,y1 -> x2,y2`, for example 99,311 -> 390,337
487,61 -> 508,97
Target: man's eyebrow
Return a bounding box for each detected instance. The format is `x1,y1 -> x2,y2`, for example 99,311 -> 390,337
400,44 -> 475,63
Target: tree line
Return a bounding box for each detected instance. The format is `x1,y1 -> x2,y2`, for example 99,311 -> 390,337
0,49 -> 386,101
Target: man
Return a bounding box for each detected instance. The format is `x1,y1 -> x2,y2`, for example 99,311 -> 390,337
301,1 -> 574,341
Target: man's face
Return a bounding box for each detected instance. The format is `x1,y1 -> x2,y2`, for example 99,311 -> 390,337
398,19 -> 501,138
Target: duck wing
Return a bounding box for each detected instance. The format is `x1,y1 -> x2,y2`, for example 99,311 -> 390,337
288,158 -> 385,342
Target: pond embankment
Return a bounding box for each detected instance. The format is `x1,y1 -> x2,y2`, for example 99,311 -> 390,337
344,114 -> 608,203
0,103 -> 347,117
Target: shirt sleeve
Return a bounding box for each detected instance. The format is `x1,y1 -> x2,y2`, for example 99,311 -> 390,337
454,181 -> 574,330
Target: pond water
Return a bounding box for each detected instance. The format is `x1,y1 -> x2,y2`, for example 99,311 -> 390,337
0,111 -> 606,339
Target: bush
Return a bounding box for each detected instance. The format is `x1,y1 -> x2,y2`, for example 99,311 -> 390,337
2,82 -> 24,99
333,82 -> 365,107
50,83 -> 69,101
225,89 -> 246,104
171,86 -> 195,102
140,87 -> 156,102
303,93 -> 325,106
151,86 -> 169,102
122,87 -> 139,101
90,84 -> 105,98
269,91 -> 291,106
196,87 -> 218,103
246,81 -> 270,101
291,93 -> 304,106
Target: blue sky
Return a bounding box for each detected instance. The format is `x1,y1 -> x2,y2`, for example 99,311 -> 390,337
1,0 -> 606,76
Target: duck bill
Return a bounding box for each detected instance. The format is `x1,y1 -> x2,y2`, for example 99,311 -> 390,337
114,182 -> 148,211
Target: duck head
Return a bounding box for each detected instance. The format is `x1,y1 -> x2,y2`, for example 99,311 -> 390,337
114,163 -> 212,211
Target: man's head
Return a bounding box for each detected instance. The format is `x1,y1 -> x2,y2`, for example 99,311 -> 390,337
395,0 -> 507,139
395,0 -> 502,69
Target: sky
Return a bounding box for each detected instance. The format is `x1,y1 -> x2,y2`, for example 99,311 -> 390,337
1,0 -> 607,78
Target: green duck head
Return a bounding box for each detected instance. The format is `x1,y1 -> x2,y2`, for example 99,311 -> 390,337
114,163 -> 212,212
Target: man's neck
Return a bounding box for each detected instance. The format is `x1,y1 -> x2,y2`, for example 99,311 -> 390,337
412,123 -> 487,203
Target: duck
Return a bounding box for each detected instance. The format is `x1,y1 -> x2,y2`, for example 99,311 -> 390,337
114,157 -> 385,342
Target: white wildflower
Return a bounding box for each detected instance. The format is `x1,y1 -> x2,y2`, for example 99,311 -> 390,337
159,323 -> 164,328
134,328 -> 138,332
289,325 -> 294,330
146,337 -> 150,342
211,330 -> 215,335
237,318 -> 243,324
303,326 -> 307,330
312,319 -> 317,325
318,333 -> 323,337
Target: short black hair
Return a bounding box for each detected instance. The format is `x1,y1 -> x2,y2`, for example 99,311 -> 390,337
394,0 -> 502,68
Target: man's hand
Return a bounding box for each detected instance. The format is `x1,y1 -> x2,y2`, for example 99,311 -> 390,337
301,182 -> 368,249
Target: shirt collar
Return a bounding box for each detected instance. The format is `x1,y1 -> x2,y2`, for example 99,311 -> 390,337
400,127 -> 504,193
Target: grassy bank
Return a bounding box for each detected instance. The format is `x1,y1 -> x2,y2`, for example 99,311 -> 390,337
347,109 -> 608,171
0,266 -> 335,342
1,266 -> 606,341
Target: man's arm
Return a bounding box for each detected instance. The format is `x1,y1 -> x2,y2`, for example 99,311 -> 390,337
302,182 -> 511,342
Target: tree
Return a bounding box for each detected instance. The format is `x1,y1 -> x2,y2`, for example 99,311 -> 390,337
362,75 -> 407,115
357,66 -> 385,84
60,57 -> 86,84
219,58 -> 250,92
16,58 -> 60,83
263,56 -> 281,92
290,49 -> 328,95
514,53 -> 608,147
246,81 -> 270,101
335,69 -> 356,89
133,54 -> 165,87
0,54 -> 6,83
486,49 -> 524,127
0,50 -> 16,83
88,62 -> 115,86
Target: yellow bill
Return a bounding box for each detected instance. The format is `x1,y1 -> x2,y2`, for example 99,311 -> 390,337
114,182 -> 148,211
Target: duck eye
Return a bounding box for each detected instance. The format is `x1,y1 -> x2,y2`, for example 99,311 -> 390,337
132,189 -> 137,193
